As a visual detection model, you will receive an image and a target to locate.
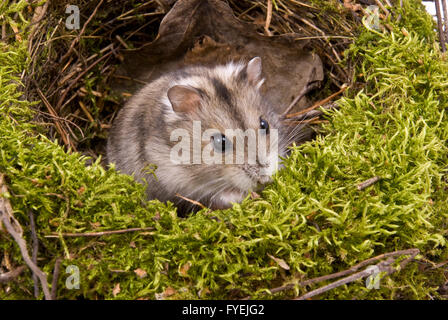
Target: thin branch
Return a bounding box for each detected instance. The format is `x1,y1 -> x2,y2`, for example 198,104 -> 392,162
374,0 -> 390,17
0,266 -> 26,284
50,258 -> 63,300
44,226 -> 155,238
286,102 -> 338,121
441,0 -> 448,45
28,210 -> 39,298
282,81 -> 321,117
28,1 -> 50,56
294,258 -> 395,300
294,249 -> 419,300
357,176 -> 381,191
0,174 -> 52,300
243,249 -> 419,299
176,193 -> 208,210
432,260 -> 448,269
286,84 -> 348,119
436,0 -> 447,52
264,0 -> 273,36
1,20 -> 5,41
34,81 -> 74,150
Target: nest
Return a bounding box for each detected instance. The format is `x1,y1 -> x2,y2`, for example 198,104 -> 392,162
24,0 -> 361,161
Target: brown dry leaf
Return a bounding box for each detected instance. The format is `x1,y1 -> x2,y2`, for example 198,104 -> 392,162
90,221 -> 101,229
31,4 -> 47,24
134,268 -> 148,278
253,14 -> 266,26
153,211 -> 161,221
251,192 -> 261,199
164,286 -> 176,297
113,0 -> 323,116
343,0 -> 362,12
267,254 -> 290,270
179,262 -> 191,276
112,283 -> 121,297
49,218 -> 59,227
8,22 -> 22,42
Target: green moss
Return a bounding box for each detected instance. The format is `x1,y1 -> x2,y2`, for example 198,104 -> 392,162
1,0 -> 447,300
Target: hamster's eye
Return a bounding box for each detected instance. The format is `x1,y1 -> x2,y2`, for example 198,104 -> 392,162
212,133 -> 232,153
260,117 -> 270,134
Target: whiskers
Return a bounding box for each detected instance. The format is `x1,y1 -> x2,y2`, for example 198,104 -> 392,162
280,116 -> 313,153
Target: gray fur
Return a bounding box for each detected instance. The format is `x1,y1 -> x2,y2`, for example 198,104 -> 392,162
107,58 -> 298,213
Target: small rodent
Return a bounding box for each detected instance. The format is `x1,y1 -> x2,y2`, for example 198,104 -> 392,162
107,57 -> 301,213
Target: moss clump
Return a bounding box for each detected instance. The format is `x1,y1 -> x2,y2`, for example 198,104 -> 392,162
1,0 -> 447,299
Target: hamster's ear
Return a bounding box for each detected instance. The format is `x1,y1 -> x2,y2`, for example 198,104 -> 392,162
167,85 -> 201,113
247,57 -> 263,86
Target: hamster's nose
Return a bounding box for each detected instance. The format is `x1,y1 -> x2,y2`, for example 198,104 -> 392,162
258,175 -> 272,185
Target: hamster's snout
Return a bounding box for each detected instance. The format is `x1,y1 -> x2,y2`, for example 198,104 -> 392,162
257,175 -> 272,185
243,162 -> 274,187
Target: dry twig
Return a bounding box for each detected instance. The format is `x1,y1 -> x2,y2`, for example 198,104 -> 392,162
374,0 -> 390,17
294,249 -> 419,300
357,176 -> 381,191
44,227 -> 155,238
176,193 -> 208,210
0,266 -> 26,284
34,82 -> 74,150
443,0 -> 448,45
282,81 -> 321,117
286,102 -> 338,121
243,248 -> 419,299
29,210 -> 39,298
286,84 -> 348,119
436,0 -> 447,52
295,258 -> 394,300
0,174 -> 52,300
50,257 -> 63,300
264,0 -> 273,36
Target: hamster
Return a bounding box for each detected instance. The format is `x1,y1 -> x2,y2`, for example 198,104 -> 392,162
107,57 -> 301,213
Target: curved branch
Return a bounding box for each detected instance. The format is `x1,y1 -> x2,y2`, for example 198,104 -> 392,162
0,174 -> 52,300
